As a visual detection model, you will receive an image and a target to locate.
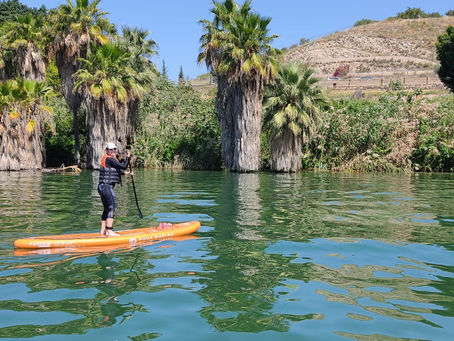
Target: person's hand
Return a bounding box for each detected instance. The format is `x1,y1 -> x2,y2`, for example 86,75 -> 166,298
125,170 -> 133,176
126,151 -> 131,158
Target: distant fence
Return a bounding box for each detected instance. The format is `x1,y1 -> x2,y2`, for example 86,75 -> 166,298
321,75 -> 444,91
191,75 -> 446,92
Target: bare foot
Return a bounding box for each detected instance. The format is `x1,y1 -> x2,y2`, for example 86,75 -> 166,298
100,228 -> 106,236
106,230 -> 120,237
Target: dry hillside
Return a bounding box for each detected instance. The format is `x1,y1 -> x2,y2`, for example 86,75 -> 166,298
192,17 -> 454,91
284,16 -> 454,79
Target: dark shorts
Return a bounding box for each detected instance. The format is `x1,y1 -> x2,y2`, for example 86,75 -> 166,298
98,183 -> 116,220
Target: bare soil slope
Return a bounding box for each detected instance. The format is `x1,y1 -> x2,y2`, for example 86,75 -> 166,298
284,17 -> 454,78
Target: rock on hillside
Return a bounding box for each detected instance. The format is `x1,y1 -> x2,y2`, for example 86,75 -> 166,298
284,17 -> 454,78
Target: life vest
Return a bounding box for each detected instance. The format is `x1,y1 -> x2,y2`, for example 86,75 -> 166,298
99,155 -> 121,184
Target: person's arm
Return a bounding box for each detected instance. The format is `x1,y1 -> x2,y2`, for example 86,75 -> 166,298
106,155 -> 130,170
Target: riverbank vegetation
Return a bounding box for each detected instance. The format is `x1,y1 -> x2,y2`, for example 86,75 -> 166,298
303,89 -> 454,172
133,75 -> 221,170
1,0 -> 454,173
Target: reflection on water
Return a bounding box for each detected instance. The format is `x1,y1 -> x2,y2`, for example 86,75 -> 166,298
1,170 -> 454,340
267,239 -> 454,339
0,171 -> 44,233
235,173 -> 263,240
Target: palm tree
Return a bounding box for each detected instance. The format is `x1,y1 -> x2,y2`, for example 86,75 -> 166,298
199,0 -> 280,172
74,43 -> 145,168
0,78 -> 54,170
116,26 -> 158,76
263,63 -> 326,172
5,14 -> 49,81
0,13 -> 54,170
49,0 -> 113,166
114,26 -> 157,158
1,13 -> 49,81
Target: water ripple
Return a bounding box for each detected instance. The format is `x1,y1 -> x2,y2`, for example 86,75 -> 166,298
1,171 -> 454,340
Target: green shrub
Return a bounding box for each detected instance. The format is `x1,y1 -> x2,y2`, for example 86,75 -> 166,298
436,26 -> 454,93
302,91 -> 422,171
389,79 -> 404,91
395,7 -> 440,19
354,19 -> 377,27
260,132 -> 270,170
412,95 -> 454,171
133,75 -> 221,169
396,7 -> 425,19
427,12 -> 442,18
44,96 -> 86,167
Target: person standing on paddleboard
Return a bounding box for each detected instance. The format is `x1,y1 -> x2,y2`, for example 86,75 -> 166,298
98,142 -> 131,237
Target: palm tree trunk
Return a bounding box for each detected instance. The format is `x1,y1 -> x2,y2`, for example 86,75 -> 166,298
16,42 -> 46,81
216,76 -> 235,169
85,96 -> 135,169
0,43 -> 47,170
0,113 -> 45,170
232,77 -> 263,172
270,129 -> 302,172
55,45 -> 85,167
126,98 -> 140,146
86,97 -> 114,169
216,75 -> 264,172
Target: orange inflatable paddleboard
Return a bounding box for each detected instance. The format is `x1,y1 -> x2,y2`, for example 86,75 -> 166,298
14,221 -> 201,249
13,235 -> 199,257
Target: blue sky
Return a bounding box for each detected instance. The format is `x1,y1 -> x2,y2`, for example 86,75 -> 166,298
22,0 -> 454,81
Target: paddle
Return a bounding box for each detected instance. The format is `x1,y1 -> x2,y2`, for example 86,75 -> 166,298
128,156 -> 143,219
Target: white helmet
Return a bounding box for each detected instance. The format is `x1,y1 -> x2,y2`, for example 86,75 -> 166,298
105,142 -> 118,150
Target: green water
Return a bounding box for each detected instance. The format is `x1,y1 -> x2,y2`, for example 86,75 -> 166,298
1,170 -> 454,340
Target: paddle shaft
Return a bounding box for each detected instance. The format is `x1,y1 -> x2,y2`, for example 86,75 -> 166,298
129,162 -> 143,219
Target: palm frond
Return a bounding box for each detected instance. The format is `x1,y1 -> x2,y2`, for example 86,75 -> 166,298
90,83 -> 103,98
199,0 -> 279,81
115,86 -> 128,102
26,119 -> 35,132
264,62 -> 328,144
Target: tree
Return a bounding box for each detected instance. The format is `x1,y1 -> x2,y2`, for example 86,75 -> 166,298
178,66 -> 184,84
436,26 -> 454,93
1,13 -> 49,81
263,63 -> 326,172
0,0 -> 46,25
446,10 -> 454,17
428,12 -> 442,18
299,37 -> 310,45
199,0 -> 280,172
0,78 -> 54,170
0,11 -> 53,170
116,26 -> 157,76
161,59 -> 168,78
49,0 -> 113,166
74,43 -> 145,168
396,7 -> 425,19
395,7 -> 440,19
